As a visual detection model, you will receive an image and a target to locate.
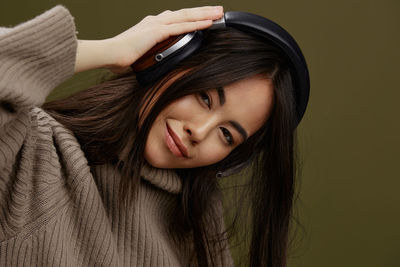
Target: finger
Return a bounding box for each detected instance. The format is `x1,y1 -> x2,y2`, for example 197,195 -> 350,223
161,6 -> 223,24
165,20 -> 214,36
158,9 -> 172,16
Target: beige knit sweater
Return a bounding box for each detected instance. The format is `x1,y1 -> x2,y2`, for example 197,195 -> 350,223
0,5 -> 233,266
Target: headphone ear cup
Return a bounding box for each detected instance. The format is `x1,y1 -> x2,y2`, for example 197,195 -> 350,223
131,35 -> 183,72
132,31 -> 204,86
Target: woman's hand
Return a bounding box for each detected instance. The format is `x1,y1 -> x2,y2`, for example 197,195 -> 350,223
105,6 -> 224,74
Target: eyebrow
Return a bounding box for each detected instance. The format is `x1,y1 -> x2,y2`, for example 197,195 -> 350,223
216,87 -> 226,105
229,120 -> 248,141
216,86 -> 248,141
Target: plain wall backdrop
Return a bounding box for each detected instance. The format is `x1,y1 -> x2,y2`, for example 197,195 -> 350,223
1,0 -> 399,266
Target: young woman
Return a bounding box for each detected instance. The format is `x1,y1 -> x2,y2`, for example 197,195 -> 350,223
0,4 -> 308,267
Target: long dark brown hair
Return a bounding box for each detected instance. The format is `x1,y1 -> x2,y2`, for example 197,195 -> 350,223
43,27 -> 300,267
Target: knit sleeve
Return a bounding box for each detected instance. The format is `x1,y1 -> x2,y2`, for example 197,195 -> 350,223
0,5 -> 77,127
0,5 -> 77,171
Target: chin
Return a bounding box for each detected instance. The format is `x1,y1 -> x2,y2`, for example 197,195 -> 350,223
144,149 -> 162,168
146,160 -> 167,169
143,146 -> 172,169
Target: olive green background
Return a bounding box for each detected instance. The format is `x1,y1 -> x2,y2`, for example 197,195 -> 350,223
1,0 -> 399,266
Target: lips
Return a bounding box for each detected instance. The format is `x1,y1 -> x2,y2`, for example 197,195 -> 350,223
166,123 -> 188,158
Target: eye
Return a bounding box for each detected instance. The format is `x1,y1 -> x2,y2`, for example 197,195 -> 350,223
199,91 -> 211,109
219,127 -> 234,146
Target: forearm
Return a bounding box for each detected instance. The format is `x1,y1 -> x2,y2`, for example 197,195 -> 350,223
74,39 -> 115,74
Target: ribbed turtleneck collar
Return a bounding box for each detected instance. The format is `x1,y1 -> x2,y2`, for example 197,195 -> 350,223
139,161 -> 183,194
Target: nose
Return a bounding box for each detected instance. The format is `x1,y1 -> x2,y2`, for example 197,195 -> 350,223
183,115 -> 218,144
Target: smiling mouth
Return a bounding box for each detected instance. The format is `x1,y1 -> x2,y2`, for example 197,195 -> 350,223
165,123 -> 188,158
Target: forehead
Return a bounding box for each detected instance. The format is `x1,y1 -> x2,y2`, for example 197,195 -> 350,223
218,76 -> 274,136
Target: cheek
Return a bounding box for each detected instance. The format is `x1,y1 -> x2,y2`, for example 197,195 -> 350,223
143,115 -> 168,168
168,96 -> 198,116
195,140 -> 232,167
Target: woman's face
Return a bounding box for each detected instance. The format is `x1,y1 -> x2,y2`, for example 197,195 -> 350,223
144,74 -> 274,169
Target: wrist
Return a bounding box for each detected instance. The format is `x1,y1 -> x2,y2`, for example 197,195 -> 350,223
74,39 -> 115,74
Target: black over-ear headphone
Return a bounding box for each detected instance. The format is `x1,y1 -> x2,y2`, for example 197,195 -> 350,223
131,11 -> 310,127
131,11 -> 310,178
